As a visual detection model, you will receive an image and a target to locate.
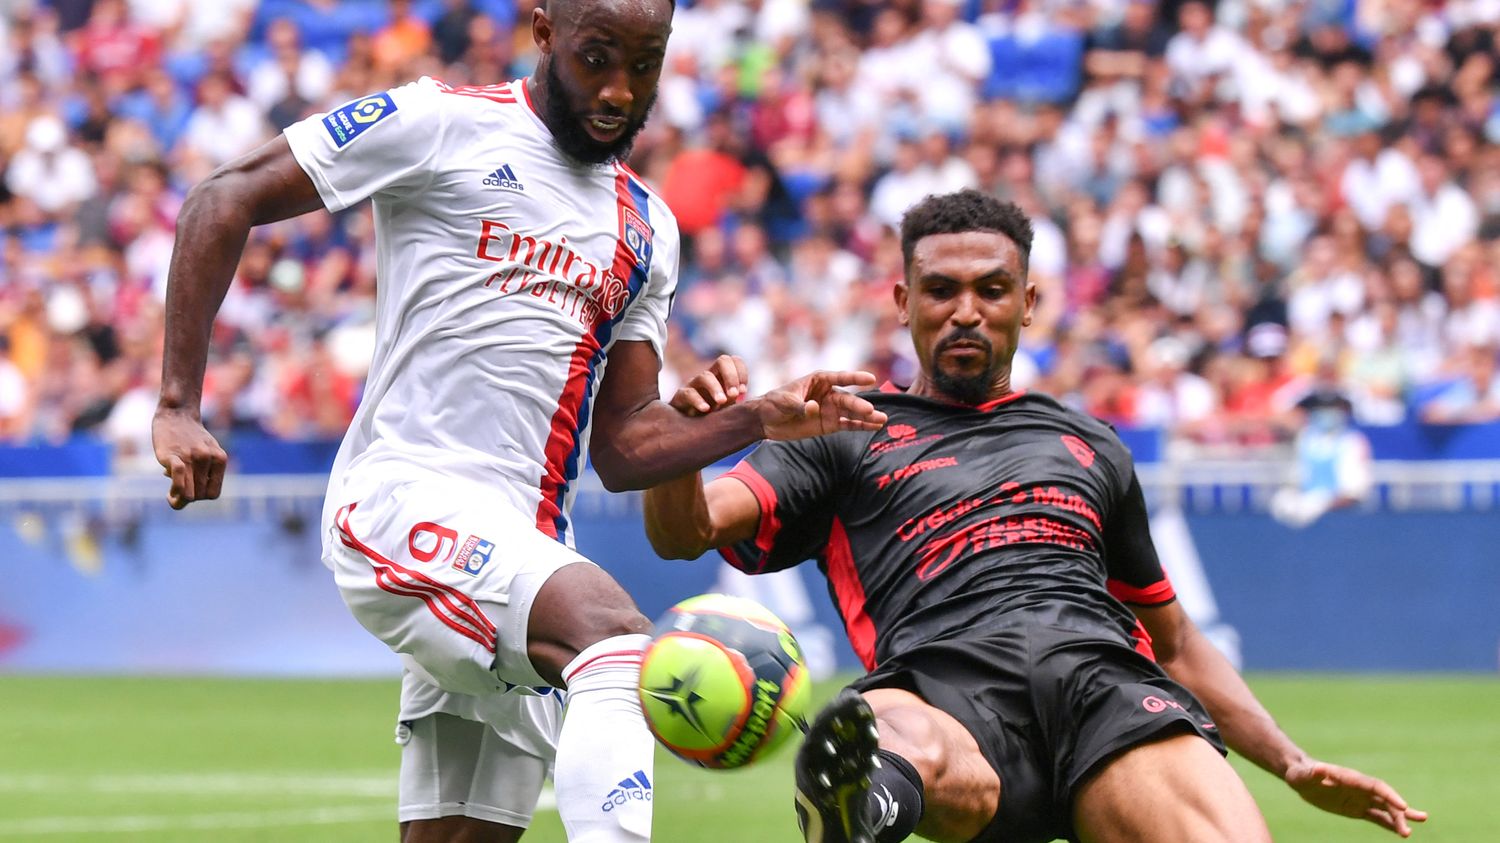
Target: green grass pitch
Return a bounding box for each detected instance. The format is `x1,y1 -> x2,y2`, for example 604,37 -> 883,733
1,674 -> 1494,841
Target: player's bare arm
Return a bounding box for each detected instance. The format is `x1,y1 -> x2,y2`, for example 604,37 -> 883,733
1136,600 -> 1428,837
153,138 -> 325,509
589,341 -> 887,493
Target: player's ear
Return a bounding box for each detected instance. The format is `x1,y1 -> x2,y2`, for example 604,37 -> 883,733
1022,280 -> 1037,327
532,6 -> 554,53
894,281 -> 910,326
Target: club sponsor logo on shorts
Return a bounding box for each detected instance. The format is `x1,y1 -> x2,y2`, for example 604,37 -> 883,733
322,93 -> 397,148
452,535 -> 495,576
1141,694 -> 1185,714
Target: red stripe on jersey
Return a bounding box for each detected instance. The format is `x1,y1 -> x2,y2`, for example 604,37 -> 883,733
533,169 -> 642,537
335,504 -> 497,648
1106,577 -> 1176,606
434,79 -> 517,104
824,517 -> 877,670
976,390 -> 1027,412
1129,619 -> 1157,661
533,332 -> 602,537
521,78 -> 537,115
724,463 -> 781,563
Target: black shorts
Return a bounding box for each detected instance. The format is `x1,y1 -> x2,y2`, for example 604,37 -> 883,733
849,624 -> 1226,843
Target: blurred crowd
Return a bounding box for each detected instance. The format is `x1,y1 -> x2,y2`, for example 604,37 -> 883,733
1,0 -> 1499,467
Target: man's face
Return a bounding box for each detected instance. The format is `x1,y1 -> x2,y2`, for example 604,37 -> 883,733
535,0 -> 669,165
896,231 -> 1035,405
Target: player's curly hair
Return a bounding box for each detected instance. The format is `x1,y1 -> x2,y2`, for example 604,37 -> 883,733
899,189 -> 1034,274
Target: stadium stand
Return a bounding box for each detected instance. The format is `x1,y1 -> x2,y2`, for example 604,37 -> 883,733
1,0 -> 1498,467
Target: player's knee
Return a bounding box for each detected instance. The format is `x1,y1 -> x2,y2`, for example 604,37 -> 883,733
872,703 -> 951,781
526,563 -> 651,684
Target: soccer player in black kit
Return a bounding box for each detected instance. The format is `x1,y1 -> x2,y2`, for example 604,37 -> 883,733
642,190 -> 1427,843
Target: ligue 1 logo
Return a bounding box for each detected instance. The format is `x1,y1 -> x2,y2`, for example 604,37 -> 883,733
350,96 -> 390,124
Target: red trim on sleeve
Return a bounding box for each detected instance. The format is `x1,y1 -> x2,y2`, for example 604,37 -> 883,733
824,517 -> 877,670
1107,577 -> 1176,606
724,462 -> 781,556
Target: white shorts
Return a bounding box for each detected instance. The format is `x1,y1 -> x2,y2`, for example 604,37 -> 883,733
397,710 -> 557,826
325,470 -> 590,695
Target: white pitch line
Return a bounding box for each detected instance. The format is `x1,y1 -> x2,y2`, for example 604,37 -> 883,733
0,773 -> 396,798
0,805 -> 392,836
0,773 -> 559,836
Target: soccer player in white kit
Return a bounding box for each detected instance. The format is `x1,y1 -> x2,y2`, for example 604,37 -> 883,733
151,1 -> 888,841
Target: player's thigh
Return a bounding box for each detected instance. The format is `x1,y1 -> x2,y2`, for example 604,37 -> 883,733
524,559 -> 652,687
399,713 -> 550,840
1071,731 -> 1269,843
863,687 -> 1000,843
327,475 -> 598,694
401,816 -> 524,843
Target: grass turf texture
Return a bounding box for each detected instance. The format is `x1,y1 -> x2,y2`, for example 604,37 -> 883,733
0,675 -> 1494,841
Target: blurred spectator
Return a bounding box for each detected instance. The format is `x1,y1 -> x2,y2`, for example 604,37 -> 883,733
1421,344 -> 1500,424
0,335 -> 27,439
6,115 -> 97,213
433,0 -> 480,66
907,0 -> 990,133
248,19 -> 334,120
1270,388 -> 1374,527
0,0 -> 1494,458
71,0 -> 160,91
660,113 -> 746,240
373,0 -> 433,73
182,71 -> 268,167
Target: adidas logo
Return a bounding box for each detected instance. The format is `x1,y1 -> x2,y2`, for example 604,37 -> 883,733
601,770 -> 652,812
482,163 -> 524,191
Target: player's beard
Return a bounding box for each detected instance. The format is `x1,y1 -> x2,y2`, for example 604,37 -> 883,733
932,329 -> 999,406
543,58 -> 656,165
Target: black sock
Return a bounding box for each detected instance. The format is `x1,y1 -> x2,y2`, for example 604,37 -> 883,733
865,748 -> 924,842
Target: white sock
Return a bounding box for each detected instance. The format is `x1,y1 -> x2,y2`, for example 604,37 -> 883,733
554,634 -> 655,842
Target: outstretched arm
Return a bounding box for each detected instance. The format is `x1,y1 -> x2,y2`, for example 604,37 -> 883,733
154,138 -> 324,508
588,344 -> 886,492
1138,601 -> 1428,837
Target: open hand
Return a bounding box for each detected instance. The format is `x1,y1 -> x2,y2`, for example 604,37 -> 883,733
755,370 -> 888,440
1285,759 -> 1427,837
152,407 -> 228,509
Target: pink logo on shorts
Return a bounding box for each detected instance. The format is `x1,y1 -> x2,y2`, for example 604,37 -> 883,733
1142,695 -> 1184,714
453,535 -> 496,576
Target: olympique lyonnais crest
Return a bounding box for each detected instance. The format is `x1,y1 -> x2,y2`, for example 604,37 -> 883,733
621,206 -> 653,268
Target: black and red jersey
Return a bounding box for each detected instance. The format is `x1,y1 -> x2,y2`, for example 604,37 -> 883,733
719,387 -> 1175,670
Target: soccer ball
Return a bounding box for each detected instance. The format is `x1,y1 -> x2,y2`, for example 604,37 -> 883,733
637,594 -> 810,769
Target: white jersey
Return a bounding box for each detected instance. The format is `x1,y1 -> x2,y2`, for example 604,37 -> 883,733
285,77 -> 680,550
